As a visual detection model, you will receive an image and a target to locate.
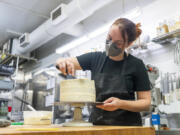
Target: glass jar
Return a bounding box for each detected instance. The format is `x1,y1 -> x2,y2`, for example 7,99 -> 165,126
161,19 -> 169,34
156,21 -> 163,36
175,15 -> 180,30
167,17 -> 176,32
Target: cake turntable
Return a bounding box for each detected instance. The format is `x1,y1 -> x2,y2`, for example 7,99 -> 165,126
54,102 -> 103,127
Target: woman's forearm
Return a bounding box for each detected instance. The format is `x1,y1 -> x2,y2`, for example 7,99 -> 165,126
97,96 -> 151,112
119,99 -> 151,112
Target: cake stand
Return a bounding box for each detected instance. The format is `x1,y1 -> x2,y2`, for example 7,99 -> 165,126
54,102 -> 99,127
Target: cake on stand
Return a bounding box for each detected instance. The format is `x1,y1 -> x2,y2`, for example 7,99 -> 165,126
57,79 -> 103,126
54,102 -> 96,126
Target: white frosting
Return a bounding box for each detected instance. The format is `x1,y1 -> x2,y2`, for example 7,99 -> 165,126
60,79 -> 95,102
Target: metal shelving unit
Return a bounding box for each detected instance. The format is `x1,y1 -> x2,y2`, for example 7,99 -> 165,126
0,54 -> 37,66
0,53 -> 38,120
0,53 -> 37,89
0,80 -> 14,90
152,29 -> 180,44
152,29 -> 180,67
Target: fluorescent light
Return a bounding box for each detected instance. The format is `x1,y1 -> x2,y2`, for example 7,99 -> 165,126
56,23 -> 111,54
56,24 -> 111,54
56,36 -> 89,54
87,23 -> 111,39
56,7 -> 141,54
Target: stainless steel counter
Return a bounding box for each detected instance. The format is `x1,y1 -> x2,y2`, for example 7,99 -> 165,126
156,129 -> 180,135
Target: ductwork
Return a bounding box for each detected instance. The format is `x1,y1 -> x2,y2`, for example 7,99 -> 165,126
12,0 -> 114,55
64,23 -> 84,37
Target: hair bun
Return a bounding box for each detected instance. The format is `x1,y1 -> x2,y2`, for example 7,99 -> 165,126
135,23 -> 142,38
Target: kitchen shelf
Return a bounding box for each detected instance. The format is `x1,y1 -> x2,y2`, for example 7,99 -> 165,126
0,98 -> 10,101
0,80 -> 14,90
0,54 -> 37,66
152,29 -> 180,44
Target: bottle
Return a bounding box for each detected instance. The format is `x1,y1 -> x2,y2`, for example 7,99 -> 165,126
167,17 -> 176,32
1,102 -> 5,115
156,21 -> 163,36
162,20 -> 169,34
151,112 -> 160,130
175,15 -> 180,30
7,106 -> 12,120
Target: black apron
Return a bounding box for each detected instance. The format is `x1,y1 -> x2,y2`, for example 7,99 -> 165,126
89,53 -> 142,126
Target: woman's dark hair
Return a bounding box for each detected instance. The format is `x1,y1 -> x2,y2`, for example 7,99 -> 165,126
112,18 -> 142,44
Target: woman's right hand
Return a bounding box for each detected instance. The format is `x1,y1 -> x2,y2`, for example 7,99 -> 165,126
56,57 -> 82,76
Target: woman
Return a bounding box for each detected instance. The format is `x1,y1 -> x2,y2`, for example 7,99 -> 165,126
56,18 -> 151,126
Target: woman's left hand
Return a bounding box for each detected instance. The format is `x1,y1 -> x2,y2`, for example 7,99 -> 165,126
96,97 -> 122,111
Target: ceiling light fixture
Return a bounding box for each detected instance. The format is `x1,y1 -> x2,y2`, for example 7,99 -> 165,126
56,7 -> 141,54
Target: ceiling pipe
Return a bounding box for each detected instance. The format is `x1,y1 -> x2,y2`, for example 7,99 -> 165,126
12,0 -> 114,55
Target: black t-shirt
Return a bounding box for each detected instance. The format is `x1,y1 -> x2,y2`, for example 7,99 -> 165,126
76,51 -> 151,91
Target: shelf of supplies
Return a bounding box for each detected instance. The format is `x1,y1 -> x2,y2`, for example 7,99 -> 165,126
152,29 -> 180,44
0,80 -> 14,90
0,98 -> 10,101
0,54 -> 37,66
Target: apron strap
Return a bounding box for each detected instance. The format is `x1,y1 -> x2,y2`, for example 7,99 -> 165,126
98,52 -> 107,73
120,52 -> 128,76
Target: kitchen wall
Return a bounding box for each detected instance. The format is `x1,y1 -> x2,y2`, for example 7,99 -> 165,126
67,0 -> 180,76
25,0 -> 180,113
66,0 -> 180,113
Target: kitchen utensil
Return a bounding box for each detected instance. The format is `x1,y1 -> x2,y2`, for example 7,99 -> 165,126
56,65 -> 76,79
176,73 -> 180,100
170,74 -> 174,102
174,41 -> 180,65
160,72 -> 165,93
94,102 -> 104,105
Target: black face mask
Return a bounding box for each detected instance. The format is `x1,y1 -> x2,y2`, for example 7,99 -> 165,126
105,40 -> 123,56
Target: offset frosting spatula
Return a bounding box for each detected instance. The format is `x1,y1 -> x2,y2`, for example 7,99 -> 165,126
56,65 -> 76,79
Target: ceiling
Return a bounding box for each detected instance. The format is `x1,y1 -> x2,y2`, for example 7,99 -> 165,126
33,0 -> 156,59
0,0 -> 156,72
0,0 -> 156,58
0,0 -> 71,46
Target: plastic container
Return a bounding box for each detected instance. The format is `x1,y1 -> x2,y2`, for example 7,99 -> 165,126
23,111 -> 52,125
151,112 -> 160,130
11,122 -> 24,125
